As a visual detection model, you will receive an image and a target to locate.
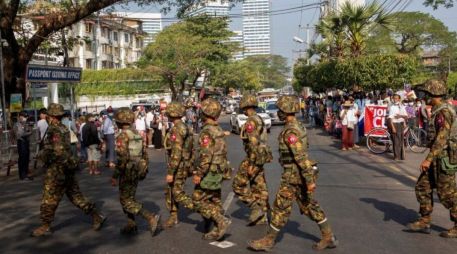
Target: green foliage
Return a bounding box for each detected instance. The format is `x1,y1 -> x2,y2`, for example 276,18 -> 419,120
76,69 -> 162,96
448,72 -> 457,91
139,15 -> 238,100
293,54 -> 418,92
367,12 -> 457,55
314,1 -> 391,58
423,0 -> 454,9
210,55 -> 290,91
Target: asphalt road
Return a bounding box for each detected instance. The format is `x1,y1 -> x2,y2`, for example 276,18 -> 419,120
1,115 -> 456,254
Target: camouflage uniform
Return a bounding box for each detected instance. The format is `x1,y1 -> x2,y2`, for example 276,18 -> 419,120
232,94 -> 272,225
248,96 -> 337,251
163,102 -> 195,228
112,108 -> 159,236
32,103 -> 105,237
408,80 -> 457,238
193,98 -> 231,240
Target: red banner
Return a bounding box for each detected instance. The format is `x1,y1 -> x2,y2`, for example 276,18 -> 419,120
364,105 -> 388,135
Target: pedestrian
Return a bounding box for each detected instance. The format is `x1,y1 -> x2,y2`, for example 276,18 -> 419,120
134,106 -> 147,143
184,98 -> 196,129
146,108 -> 155,148
192,98 -> 231,241
31,103 -> 106,237
82,114 -> 102,175
388,94 -> 408,160
248,95 -> 338,252
62,112 -> 78,158
111,107 -> 160,237
232,94 -> 272,226
102,109 -> 116,168
152,109 -> 163,149
78,115 -> 88,163
163,102 -> 195,228
340,101 -> 356,150
36,108 -> 48,146
407,79 -> 457,238
14,111 -> 33,181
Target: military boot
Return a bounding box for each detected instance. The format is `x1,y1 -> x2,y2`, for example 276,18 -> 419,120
91,210 -> 107,231
313,221 -> 338,250
439,225 -> 457,238
163,212 -> 179,229
203,224 -> 220,240
248,226 -> 279,251
31,224 -> 52,237
140,209 -> 160,237
120,219 -> 138,235
253,214 -> 268,226
407,216 -> 431,234
248,203 -> 265,226
213,214 -> 232,241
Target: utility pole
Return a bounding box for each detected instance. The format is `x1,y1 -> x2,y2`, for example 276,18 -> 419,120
0,31 -> 8,131
306,24 -> 310,65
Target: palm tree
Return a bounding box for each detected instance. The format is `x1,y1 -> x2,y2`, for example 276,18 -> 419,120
339,1 -> 391,57
315,12 -> 346,59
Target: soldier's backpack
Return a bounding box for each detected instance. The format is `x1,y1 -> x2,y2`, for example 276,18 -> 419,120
432,104 -> 457,172
126,130 -> 149,180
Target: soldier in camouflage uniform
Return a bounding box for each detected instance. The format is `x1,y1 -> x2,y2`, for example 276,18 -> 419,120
31,103 -> 106,237
192,98 -> 231,240
232,94 -> 272,226
248,96 -> 338,251
111,108 -> 160,237
407,80 -> 457,238
163,102 -> 195,228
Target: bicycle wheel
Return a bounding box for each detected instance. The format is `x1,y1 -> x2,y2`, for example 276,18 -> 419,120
407,128 -> 428,153
366,128 -> 391,154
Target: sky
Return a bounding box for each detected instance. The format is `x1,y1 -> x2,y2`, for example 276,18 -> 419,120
125,0 -> 457,66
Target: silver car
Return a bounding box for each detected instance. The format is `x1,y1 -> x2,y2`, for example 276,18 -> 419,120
230,107 -> 272,134
265,102 -> 284,125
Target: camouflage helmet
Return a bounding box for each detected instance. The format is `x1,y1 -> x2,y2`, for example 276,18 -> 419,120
47,103 -> 65,116
184,98 -> 194,108
114,107 -> 135,124
417,79 -> 447,96
201,98 -> 222,119
276,95 -> 300,114
239,94 -> 258,109
166,102 -> 186,118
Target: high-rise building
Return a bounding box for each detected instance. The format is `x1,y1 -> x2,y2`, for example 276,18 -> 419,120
230,30 -> 244,60
242,0 -> 271,56
187,0 -> 230,17
114,12 -> 162,47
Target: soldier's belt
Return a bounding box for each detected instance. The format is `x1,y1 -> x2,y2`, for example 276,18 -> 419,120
281,159 -> 296,164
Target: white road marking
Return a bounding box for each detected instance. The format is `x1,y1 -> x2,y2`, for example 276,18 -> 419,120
222,191 -> 235,216
210,240 -> 236,248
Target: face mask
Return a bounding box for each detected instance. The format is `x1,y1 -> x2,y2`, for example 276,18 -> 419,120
417,103 -> 422,107
408,102 -> 414,106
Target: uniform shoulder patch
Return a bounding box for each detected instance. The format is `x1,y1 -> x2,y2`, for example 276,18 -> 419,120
200,135 -> 211,147
245,122 -> 255,133
170,133 -> 177,141
287,134 -> 298,145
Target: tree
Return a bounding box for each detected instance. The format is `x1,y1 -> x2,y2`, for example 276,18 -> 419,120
315,14 -> 346,58
210,61 -> 263,92
0,0 -> 240,104
423,0 -> 454,9
367,12 -> 457,55
242,55 -> 290,88
138,15 -> 238,100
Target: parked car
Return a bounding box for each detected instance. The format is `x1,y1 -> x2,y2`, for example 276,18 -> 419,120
230,107 -> 272,134
265,102 -> 284,125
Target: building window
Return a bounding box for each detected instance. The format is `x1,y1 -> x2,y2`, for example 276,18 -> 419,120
85,42 -> 92,51
113,32 -> 118,41
85,59 -> 92,69
124,33 -> 129,43
85,24 -> 92,34
107,29 -> 112,40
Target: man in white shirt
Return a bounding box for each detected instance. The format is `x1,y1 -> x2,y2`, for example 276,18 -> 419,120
36,108 -> 48,143
102,111 -> 116,168
145,108 -> 155,148
135,109 -> 147,142
388,94 -> 408,160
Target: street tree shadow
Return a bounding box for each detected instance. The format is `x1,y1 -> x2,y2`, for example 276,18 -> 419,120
277,220 -> 320,243
360,198 -> 447,232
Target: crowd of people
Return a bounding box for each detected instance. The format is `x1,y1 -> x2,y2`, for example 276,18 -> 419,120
302,89 -> 446,157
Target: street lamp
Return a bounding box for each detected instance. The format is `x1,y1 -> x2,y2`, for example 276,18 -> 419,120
293,24 -> 311,65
